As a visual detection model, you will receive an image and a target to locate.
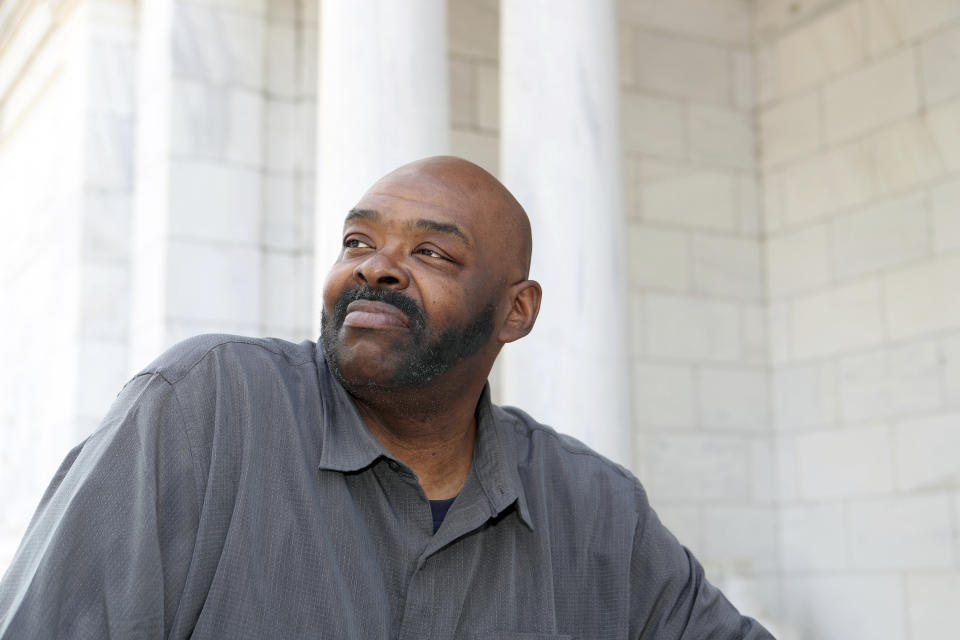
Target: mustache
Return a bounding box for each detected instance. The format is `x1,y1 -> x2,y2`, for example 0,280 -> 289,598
331,285 -> 426,332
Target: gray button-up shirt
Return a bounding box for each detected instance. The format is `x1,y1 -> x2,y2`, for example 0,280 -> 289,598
0,335 -> 772,639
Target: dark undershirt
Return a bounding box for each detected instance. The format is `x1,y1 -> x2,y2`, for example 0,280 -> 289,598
429,497 -> 457,533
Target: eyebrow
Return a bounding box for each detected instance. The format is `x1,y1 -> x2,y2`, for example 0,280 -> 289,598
414,219 -> 471,246
344,208 -> 471,247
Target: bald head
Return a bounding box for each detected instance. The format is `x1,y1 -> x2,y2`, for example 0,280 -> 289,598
366,156 -> 533,280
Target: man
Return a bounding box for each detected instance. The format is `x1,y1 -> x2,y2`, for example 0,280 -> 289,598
0,157 -> 773,638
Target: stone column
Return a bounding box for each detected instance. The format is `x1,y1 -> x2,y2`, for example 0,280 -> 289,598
314,0 -> 448,323
500,0 -> 632,468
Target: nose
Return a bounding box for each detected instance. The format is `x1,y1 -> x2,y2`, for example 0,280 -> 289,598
353,248 -> 410,289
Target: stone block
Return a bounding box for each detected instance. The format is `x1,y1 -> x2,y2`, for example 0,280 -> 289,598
88,39 -> 135,117
794,424 -> 894,500
760,91 -> 820,167
839,340 -> 941,423
629,294 -> 646,358
642,169 -> 737,231
171,81 -> 263,167
755,40 -> 778,106
741,303 -> 768,365
75,340 -> 129,420
779,504 -> 847,571
449,0 -> 497,60
944,333 -> 960,408
776,1 -> 864,96
921,23 -> 960,106
265,99 -> 298,174
872,117 -> 948,196
619,0 -> 750,45
79,263 -> 129,340
263,99 -> 316,174
831,192 -> 930,280
767,300 -> 792,364
261,250 -> 311,333
85,113 -> 134,190
297,25 -> 318,97
83,192 -> 130,262
927,98 -> 960,173
761,169 -> 785,232
772,361 -> 838,430
645,294 -> 740,361
737,175 -> 761,235
847,493 -> 954,570
264,22 -> 296,98
865,0 -> 960,56
733,50 -> 754,110
884,255 -> 960,339
750,436 -> 777,503
691,233 -> 762,300
631,30 -> 729,104
449,58 -> 472,128
932,179 -> 960,254
621,93 -> 685,158
907,574 -> 960,640
474,63 -> 499,131
627,225 -> 690,291
644,433 -> 751,502
766,223 -> 830,297
782,575 -> 903,640
781,139 -> 876,225
165,238 -> 261,324
698,366 -> 768,431
262,174 -> 297,250
823,49 -> 918,144
894,412 -> 960,490
169,159 -> 261,245
172,4 -> 264,90
792,279 -> 884,359
702,506 -> 778,573
450,129 -> 498,177
775,434 -> 800,502
687,104 -> 754,170
631,361 -> 696,427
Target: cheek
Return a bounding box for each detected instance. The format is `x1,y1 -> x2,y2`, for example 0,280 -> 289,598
321,265 -> 353,310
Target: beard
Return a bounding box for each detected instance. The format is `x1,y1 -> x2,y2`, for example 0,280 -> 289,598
320,284 -> 496,390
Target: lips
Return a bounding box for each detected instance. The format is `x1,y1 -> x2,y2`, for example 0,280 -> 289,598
342,299 -> 410,330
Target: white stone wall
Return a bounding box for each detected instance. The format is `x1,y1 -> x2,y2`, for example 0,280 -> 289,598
448,0 -> 498,176
0,0 -> 137,569
130,0 -> 316,369
760,1 -> 960,638
617,0 -> 782,627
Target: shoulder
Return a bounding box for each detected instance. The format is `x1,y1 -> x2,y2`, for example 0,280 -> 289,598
494,404 -> 644,516
136,333 -> 318,386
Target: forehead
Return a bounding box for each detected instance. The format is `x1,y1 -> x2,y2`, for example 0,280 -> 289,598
349,171 -> 492,235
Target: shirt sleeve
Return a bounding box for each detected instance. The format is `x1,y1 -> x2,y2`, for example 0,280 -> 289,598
628,485 -> 776,640
0,372 -> 201,639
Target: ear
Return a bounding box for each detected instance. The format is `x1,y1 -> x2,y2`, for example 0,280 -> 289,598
497,280 -> 542,344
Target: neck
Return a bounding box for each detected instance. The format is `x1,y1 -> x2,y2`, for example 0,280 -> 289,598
347,372 -> 486,500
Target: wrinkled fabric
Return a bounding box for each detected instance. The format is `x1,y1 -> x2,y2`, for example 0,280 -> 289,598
0,334 -> 774,639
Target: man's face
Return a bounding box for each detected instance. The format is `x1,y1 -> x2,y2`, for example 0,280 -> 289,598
320,171 -> 504,391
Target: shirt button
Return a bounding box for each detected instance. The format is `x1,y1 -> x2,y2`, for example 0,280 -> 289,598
388,461 -> 399,471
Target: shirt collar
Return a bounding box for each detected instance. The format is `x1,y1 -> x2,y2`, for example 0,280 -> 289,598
314,344 -> 534,530
315,347 -> 391,472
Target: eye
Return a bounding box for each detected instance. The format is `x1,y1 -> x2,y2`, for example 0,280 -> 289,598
417,247 -> 444,259
344,237 -> 372,249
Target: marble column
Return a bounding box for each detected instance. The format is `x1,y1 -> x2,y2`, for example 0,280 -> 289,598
314,0 -> 448,324
499,0 -> 632,469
